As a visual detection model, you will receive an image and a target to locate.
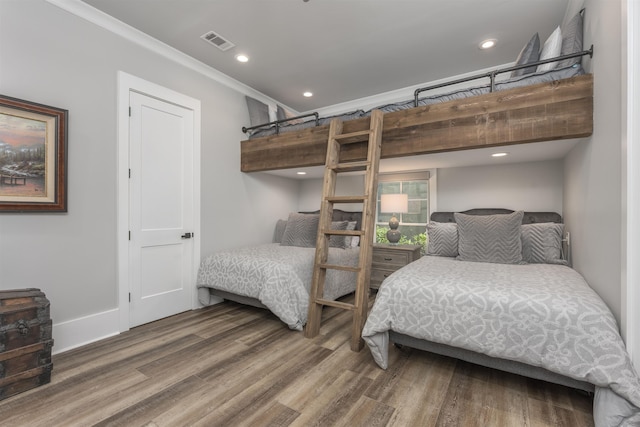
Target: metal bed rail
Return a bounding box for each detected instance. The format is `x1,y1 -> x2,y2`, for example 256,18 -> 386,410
242,112 -> 319,134
413,45 -> 594,107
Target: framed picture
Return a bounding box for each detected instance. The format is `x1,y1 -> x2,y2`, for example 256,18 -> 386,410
0,95 -> 67,212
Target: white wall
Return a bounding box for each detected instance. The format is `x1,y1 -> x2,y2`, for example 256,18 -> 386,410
0,0 -> 299,352
563,0 -> 625,325
298,175 -> 365,212
624,0 -> 640,372
299,161 -> 564,221
436,161 -> 564,213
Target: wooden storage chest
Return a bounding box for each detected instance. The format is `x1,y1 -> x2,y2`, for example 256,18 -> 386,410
0,288 -> 53,400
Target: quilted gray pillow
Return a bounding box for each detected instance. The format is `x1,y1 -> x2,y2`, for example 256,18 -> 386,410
342,221 -> 358,248
280,213 -> 319,247
455,211 -> 524,264
245,96 -> 270,127
511,33 -> 540,78
272,219 -> 288,244
329,221 -> 350,248
426,222 -> 458,257
521,223 -> 568,265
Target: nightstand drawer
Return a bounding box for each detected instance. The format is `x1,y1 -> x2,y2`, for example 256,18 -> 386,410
371,268 -> 396,284
372,250 -> 409,267
370,244 -> 422,290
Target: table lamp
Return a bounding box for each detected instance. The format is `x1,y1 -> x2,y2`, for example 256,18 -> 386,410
380,193 -> 409,244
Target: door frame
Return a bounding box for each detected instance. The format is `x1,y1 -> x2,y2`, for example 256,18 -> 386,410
117,71 -> 201,332
624,0 -> 640,369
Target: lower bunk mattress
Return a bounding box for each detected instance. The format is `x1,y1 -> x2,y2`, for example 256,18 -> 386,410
361,256 -> 640,426
197,243 -> 359,330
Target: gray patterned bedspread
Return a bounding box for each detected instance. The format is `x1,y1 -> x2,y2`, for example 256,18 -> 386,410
362,256 -> 640,426
197,243 -> 358,330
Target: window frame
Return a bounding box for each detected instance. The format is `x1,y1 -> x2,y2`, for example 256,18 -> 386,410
376,171 -> 431,242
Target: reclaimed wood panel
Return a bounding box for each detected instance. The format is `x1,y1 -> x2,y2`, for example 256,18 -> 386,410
241,74 -> 593,172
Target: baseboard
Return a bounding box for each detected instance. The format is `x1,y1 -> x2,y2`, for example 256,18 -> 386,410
52,308 -> 120,355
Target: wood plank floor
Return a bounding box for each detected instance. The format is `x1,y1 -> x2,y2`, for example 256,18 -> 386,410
0,299 -> 594,427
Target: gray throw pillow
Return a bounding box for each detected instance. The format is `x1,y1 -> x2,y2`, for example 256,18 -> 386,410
426,222 -> 458,257
557,11 -> 584,69
511,33 -> 541,78
455,211 -> 524,264
329,221 -> 350,248
342,221 -> 358,248
272,219 -> 287,244
521,223 -> 568,265
245,96 -> 270,127
276,105 -> 303,125
280,213 -> 319,248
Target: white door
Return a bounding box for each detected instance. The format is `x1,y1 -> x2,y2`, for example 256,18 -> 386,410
128,91 -> 194,327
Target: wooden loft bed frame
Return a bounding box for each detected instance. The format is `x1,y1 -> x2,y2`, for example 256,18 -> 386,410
241,49 -> 594,173
241,74 -> 593,173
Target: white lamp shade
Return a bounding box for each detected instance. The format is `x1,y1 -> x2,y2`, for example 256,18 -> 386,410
380,193 -> 408,214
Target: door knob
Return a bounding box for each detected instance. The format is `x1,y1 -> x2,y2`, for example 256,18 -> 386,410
181,232 -> 193,239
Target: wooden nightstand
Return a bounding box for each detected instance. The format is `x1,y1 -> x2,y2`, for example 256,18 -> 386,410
370,244 -> 422,289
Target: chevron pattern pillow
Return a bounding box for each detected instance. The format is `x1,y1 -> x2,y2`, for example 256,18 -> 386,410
521,223 -> 567,265
426,222 -> 458,257
455,211 -> 524,264
280,213 -> 319,248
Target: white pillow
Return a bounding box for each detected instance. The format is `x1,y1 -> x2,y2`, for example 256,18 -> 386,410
268,104 -> 278,123
537,26 -> 563,72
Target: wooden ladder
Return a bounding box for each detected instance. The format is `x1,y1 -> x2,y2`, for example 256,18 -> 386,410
304,109 -> 383,351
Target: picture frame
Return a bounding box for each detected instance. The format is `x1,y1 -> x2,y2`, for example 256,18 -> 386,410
0,94 -> 67,212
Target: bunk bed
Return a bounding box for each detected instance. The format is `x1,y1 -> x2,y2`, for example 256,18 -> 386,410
234,14 -> 640,423
361,209 -> 640,426
240,47 -> 594,173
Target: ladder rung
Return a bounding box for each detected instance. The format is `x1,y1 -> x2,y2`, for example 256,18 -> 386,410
326,195 -> 366,204
314,298 -> 356,311
305,109 -> 383,351
321,230 -> 363,237
318,263 -> 361,273
333,130 -> 371,144
333,161 -> 369,173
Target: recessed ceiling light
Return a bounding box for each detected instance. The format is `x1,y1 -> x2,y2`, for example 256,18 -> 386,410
297,171 -> 307,175
303,91 -> 313,97
492,152 -> 508,157
479,39 -> 497,50
235,54 -> 249,63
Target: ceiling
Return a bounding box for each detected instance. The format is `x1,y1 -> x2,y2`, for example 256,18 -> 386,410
80,0 -> 578,178
81,0 -> 568,112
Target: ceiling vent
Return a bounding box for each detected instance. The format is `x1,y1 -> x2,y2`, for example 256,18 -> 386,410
200,31 -> 235,51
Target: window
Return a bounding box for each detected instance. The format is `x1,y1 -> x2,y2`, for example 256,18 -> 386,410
376,171 -> 430,245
